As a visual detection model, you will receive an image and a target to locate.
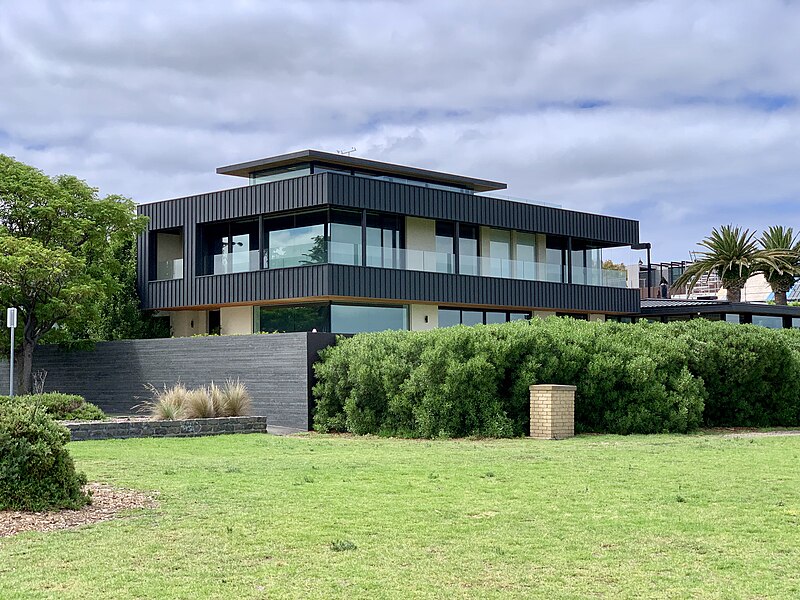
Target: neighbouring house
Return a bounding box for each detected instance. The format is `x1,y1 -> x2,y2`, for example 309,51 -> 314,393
626,261 -> 800,328
136,149 -> 641,335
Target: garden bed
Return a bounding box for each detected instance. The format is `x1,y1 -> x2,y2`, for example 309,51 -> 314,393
64,415 -> 268,441
0,483 -> 157,538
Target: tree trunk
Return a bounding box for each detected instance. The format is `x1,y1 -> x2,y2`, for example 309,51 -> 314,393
726,286 -> 742,303
774,289 -> 788,306
19,315 -> 39,396
19,338 -> 34,395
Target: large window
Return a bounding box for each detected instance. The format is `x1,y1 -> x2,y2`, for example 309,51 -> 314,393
366,213 -> 403,268
513,232 -> 537,280
264,211 -> 327,269
545,236 -> 567,283
487,228 -> 511,278
458,224 -> 479,275
437,308 -> 531,327
330,304 -> 408,334
149,227 -> 184,281
197,220 -> 259,276
434,221 -> 456,274
250,163 -> 311,185
329,209 -> 362,266
752,315 -> 784,329
258,304 -> 329,333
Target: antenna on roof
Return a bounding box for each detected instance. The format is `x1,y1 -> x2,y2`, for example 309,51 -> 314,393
337,147 -> 357,156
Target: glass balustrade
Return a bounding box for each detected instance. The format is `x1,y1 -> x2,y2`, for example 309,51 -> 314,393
211,250 -> 261,274
201,240 -> 628,288
156,258 -> 183,280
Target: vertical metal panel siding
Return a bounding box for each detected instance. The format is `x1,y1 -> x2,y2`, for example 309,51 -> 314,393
141,264 -> 638,313
137,173 -> 639,310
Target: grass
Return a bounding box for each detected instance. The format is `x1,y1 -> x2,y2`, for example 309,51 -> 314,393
1,433 -> 800,599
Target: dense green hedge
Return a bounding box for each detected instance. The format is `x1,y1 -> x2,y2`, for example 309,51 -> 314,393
0,393 -> 105,421
313,319 -> 800,437
0,403 -> 90,511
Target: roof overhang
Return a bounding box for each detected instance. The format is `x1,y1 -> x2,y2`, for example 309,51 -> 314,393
640,299 -> 800,317
216,149 -> 507,193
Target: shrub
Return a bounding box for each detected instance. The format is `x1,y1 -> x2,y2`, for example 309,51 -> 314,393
0,403 -> 90,511
220,378 -> 252,417
142,383 -> 187,420
184,387 -> 215,419
208,382 -> 226,416
313,317 -> 800,437
672,321 -> 800,427
141,380 -> 253,420
0,393 -> 105,421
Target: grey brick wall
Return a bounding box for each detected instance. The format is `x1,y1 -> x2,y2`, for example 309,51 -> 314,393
0,332 -> 336,431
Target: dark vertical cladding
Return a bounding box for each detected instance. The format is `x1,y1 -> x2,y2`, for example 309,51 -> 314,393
139,173 -> 637,243
137,172 -> 640,313
141,264 -> 639,314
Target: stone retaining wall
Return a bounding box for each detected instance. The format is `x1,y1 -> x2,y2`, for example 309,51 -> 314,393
64,416 -> 268,441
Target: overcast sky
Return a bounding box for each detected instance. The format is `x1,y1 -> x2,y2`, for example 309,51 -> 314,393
2,0 -> 799,263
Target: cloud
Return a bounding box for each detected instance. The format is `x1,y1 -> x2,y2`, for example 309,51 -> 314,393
1,0 -> 799,260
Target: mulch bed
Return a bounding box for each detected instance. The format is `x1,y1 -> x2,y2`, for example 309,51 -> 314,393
0,483 -> 158,538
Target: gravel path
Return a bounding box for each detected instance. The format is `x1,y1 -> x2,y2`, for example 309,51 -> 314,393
0,483 -> 157,538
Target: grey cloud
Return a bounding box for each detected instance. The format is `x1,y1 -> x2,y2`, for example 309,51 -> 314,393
1,0 -> 799,260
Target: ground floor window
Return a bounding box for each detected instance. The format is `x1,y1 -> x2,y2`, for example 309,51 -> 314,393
331,304 -> 407,334
256,302 -> 408,334
258,304 -> 330,333
438,307 -> 531,327
751,315 -> 784,329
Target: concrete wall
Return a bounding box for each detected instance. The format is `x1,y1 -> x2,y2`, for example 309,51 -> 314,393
410,303 -> 438,331
0,332 -> 336,431
221,306 -> 254,335
171,310 -> 208,337
405,217 -> 436,252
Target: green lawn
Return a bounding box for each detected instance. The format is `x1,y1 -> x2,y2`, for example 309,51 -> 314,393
2,433 -> 799,599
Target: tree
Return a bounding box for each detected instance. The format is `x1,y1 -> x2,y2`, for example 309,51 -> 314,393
673,225 -> 789,303
0,155 -> 147,394
757,226 -> 800,306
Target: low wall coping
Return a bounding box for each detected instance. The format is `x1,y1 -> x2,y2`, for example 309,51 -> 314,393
63,415 -> 268,441
529,384 -> 577,391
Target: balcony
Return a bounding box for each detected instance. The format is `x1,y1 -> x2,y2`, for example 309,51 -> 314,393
254,241 -> 628,288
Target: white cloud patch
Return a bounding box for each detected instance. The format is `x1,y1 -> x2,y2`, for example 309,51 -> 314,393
1,0 -> 799,259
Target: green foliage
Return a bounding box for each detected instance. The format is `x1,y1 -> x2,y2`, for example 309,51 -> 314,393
313,318 -> 800,437
672,321 -> 800,426
675,224 -> 799,303
141,381 -> 252,420
0,154 -> 149,390
673,225 -> 754,300
758,226 -> 800,305
0,393 -> 105,421
0,403 -> 90,511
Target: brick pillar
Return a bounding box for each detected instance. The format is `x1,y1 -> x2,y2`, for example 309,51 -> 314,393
529,384 -> 576,439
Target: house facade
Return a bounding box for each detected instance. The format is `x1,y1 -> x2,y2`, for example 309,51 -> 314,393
136,150 -> 641,336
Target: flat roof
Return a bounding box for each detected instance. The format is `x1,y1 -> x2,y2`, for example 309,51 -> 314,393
640,298 -> 800,317
216,149 -> 507,193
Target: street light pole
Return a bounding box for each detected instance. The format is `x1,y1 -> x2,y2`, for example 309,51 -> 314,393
7,307 -> 17,397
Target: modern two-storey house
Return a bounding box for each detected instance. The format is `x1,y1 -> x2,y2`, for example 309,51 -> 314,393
136,150 -> 641,336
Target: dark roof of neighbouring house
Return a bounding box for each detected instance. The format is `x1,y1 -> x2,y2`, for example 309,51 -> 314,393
640,298 -> 800,317
216,149 -> 507,193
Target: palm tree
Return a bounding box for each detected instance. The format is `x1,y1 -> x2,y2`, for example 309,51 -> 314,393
758,226 -> 800,306
673,225 -> 789,303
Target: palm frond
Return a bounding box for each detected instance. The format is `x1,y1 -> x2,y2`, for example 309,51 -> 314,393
673,225 -> 757,293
